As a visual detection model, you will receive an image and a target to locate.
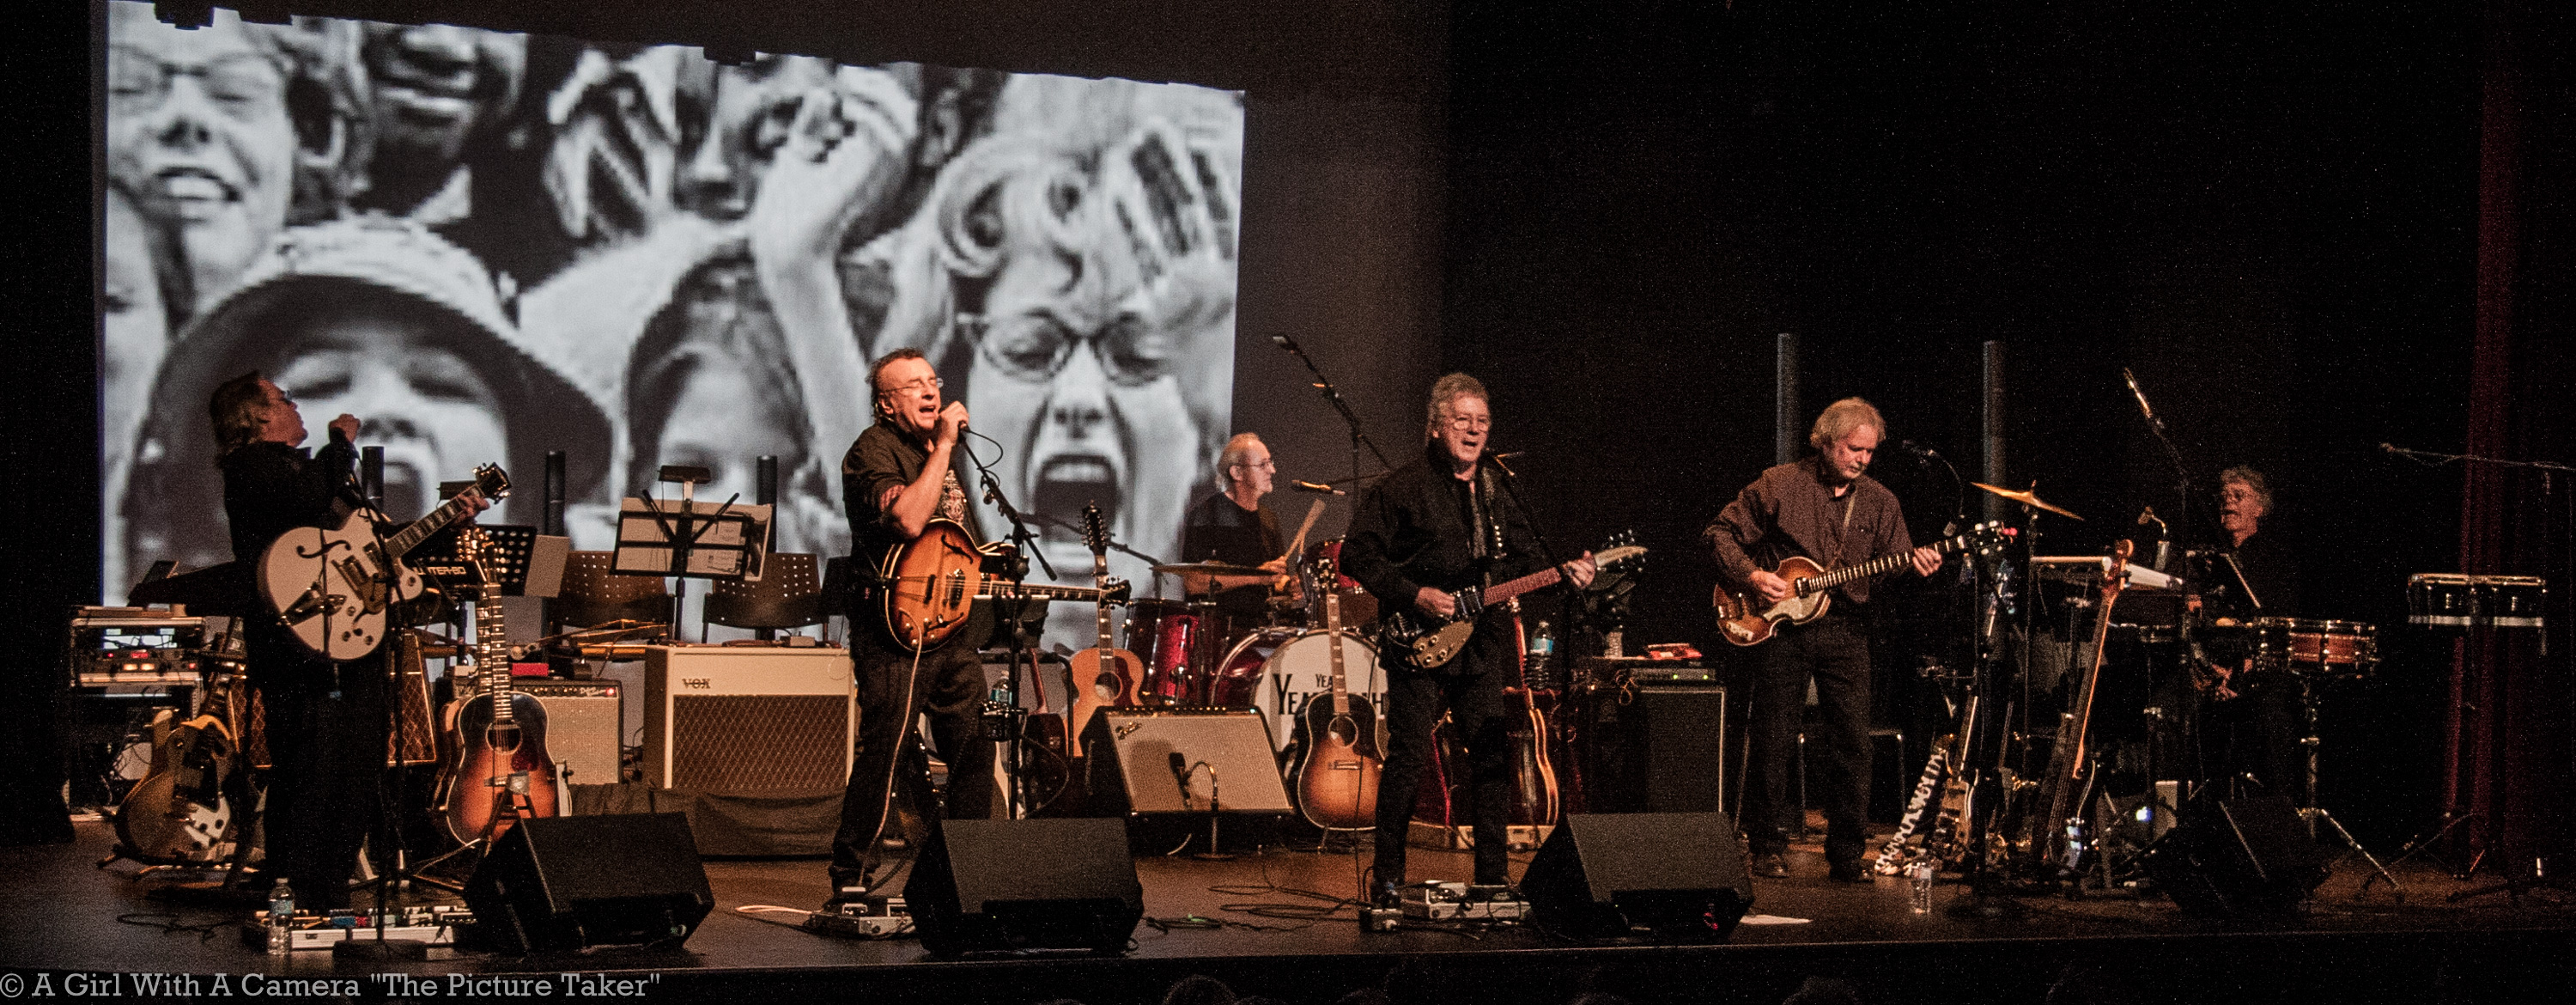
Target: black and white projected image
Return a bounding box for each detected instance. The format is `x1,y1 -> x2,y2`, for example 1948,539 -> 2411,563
100,3 -> 1246,654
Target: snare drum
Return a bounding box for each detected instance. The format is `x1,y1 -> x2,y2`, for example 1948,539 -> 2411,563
2259,618 -> 2378,679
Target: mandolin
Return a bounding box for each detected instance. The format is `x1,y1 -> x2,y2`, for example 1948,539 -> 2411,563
434,527 -> 558,844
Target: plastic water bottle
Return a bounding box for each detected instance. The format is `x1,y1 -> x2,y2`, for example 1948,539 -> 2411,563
1907,857 -> 1936,915
266,879 -> 295,957
1527,620 -> 1555,687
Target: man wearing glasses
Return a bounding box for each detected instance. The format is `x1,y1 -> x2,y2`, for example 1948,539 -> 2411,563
1340,375 -> 1595,906
1177,433 -> 1297,623
823,349 -> 994,911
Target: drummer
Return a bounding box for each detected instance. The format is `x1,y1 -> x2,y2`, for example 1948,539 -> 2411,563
1176,433 -> 1301,623
2195,465 -> 2306,801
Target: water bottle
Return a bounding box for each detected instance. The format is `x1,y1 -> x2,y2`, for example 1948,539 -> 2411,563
1907,857 -> 1936,915
1526,620 -> 1555,687
266,879 -> 295,957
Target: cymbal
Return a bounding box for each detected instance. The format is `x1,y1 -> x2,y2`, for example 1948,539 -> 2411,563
1971,481 -> 2084,521
1152,561 -> 1273,577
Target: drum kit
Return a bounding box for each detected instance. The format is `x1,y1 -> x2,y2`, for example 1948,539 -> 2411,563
1135,539 -> 1387,744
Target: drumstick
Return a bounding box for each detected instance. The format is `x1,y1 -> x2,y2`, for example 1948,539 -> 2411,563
1278,499 -> 1327,570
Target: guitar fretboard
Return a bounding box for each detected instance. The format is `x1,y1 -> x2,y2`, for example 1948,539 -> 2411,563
1798,533 -> 1980,595
384,487 -> 488,559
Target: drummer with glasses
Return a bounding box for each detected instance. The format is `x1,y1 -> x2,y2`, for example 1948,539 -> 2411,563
1177,432 -> 1302,623
2194,466 -> 2307,801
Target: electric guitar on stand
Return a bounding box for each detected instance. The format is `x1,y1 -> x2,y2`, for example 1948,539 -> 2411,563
2025,539 -> 2130,875
257,463 -> 508,661
1066,504 -> 1143,745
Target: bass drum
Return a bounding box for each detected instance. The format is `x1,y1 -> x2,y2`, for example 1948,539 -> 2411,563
1218,630 -> 1385,749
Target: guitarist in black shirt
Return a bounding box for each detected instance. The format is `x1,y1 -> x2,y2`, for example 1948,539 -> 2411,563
1341,375 -> 1593,905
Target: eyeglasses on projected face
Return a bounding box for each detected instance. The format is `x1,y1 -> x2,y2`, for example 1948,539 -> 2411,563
956,312 -> 1177,387
107,45 -> 286,120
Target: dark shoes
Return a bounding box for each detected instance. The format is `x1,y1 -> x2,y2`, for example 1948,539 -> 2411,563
1826,859 -> 1872,884
1751,852 -> 1790,878
1368,878 -> 1402,909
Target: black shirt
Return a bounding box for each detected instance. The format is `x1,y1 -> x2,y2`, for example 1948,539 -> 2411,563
1179,492 -> 1284,619
2205,530 -> 2300,620
220,440 -> 359,564
840,423 -> 981,573
1340,441 -> 1544,619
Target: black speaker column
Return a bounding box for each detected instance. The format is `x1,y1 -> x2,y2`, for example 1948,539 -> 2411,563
905,819 -> 1145,957
1521,813 -> 1753,942
463,813 -> 714,953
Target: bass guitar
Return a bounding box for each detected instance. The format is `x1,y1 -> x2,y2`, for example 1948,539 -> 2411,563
258,463 -> 509,661
878,520 -> 1129,652
1066,504 -> 1143,746
1712,522 -> 2009,647
1377,533 -> 1644,669
436,527 -> 558,844
2025,539 -> 2129,874
1294,553 -> 1383,830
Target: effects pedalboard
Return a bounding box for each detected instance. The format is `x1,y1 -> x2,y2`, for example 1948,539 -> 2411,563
1362,882 -> 1527,932
246,904 -> 475,951
803,896 -> 914,939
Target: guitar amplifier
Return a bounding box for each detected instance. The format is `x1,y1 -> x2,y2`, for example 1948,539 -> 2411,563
518,679 -> 623,786
642,646 -> 853,791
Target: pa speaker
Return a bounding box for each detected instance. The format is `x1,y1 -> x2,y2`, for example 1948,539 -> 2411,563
464,813 -> 714,953
904,819 -> 1144,957
1521,813 -> 1752,942
2140,794 -> 2327,917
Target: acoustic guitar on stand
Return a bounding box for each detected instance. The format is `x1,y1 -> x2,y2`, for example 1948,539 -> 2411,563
435,527 -> 558,844
1711,522 -> 2010,647
1293,553 -> 1382,830
1066,503 -> 1143,746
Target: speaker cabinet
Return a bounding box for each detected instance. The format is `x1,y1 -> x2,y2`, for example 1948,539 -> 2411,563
1521,813 -> 1753,942
2141,794 -> 2327,917
903,818 -> 1144,957
518,679 -> 621,787
1585,685 -> 1726,813
1082,710 -> 1291,815
643,645 -> 853,790
464,813 -> 714,953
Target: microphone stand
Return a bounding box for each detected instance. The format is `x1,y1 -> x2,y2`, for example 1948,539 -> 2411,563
960,431 -> 1056,819
1272,334 -> 1393,486
2122,368 -> 2196,556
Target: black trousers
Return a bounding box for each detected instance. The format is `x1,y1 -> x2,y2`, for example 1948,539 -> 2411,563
2208,672 -> 2307,803
829,631 -> 993,891
1374,614 -> 1518,886
1742,612 -> 1873,864
252,649 -> 386,911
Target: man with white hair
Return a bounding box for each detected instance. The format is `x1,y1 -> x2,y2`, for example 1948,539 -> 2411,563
1176,432 -> 1294,620
1707,397 -> 1941,882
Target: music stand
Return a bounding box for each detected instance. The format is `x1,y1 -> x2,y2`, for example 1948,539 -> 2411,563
611,484 -> 774,638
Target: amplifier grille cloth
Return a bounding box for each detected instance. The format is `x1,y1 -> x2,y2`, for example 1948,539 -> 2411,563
671,694 -> 848,790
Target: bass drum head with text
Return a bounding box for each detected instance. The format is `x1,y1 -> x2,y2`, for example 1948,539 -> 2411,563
1241,630 -> 1384,745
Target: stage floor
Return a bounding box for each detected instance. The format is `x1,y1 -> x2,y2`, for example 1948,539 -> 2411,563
5,817 -> 2573,1004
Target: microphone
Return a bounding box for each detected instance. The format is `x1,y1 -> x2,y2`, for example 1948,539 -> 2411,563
1272,333 -> 1304,356
1896,440 -> 1940,458
1168,752 -> 1193,800
2122,367 -> 2166,432
1291,479 -> 1346,496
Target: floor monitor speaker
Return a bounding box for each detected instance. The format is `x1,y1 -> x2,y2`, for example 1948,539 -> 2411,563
463,813 -> 714,953
904,818 -> 1144,957
1520,812 -> 1752,942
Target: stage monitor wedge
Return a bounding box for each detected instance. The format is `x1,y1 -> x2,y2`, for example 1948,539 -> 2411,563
1521,812 -> 1753,942
463,813 -> 714,953
904,818 -> 1144,957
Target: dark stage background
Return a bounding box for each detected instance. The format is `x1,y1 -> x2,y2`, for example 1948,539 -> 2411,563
9,0 -> 2562,855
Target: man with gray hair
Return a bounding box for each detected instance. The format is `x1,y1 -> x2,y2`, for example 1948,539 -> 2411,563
1707,396 -> 1941,882
1177,432 -> 1294,621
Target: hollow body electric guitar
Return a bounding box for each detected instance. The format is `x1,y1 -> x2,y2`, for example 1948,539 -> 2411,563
1294,555 -> 1382,830
257,463 -> 509,661
880,521 -> 1131,652
1711,522 -> 2009,647
1066,505 -> 1144,746
1377,534 -> 1644,669
436,528 -> 557,844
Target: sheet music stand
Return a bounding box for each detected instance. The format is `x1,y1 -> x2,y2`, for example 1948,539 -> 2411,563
611,492 -> 774,637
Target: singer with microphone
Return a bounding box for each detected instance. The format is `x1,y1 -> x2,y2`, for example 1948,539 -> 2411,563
1177,433 -> 1303,621
1340,374 -> 1595,907
1705,397 -> 1941,883
823,348 -> 996,912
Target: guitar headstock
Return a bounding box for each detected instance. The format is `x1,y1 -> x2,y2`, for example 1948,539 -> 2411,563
1099,577 -> 1132,606
2105,539 -> 2133,587
1593,531 -> 1647,575
1959,521 -> 2015,557
472,463 -> 512,502
459,527 -> 495,584
1079,503 -> 1109,558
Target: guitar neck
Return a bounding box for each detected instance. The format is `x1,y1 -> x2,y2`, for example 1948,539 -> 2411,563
989,582 -> 1114,603
1480,566 -> 1564,608
1802,534 -> 1967,594
383,489 -> 484,558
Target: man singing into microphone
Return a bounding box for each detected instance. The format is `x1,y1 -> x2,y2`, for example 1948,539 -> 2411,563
1342,374 -> 1594,904
1706,397 -> 1940,882
824,348 -> 996,911
1177,432 -> 1300,624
